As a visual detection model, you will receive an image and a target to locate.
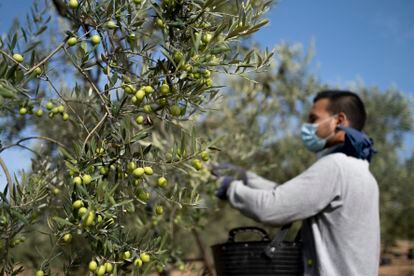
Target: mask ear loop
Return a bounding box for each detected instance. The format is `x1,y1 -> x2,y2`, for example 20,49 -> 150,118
335,113 -> 348,129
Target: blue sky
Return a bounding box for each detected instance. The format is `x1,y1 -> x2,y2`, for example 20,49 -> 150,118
0,0 -> 413,188
253,0 -> 414,95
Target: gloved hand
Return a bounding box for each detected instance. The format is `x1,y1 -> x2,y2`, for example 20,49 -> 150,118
215,176 -> 235,200
209,162 -> 248,185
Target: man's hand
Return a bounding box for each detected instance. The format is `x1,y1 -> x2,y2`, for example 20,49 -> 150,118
215,176 -> 235,200
209,162 -> 248,185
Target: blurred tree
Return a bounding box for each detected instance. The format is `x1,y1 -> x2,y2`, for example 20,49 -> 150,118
361,86 -> 414,249
194,43 -> 414,261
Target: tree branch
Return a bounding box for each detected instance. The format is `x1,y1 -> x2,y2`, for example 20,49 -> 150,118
0,50 -> 29,71
0,136 -> 70,154
63,48 -> 113,118
192,228 -> 215,276
82,113 -> 108,153
45,75 -> 91,135
25,42 -> 66,76
0,157 -> 13,205
51,0 -> 69,19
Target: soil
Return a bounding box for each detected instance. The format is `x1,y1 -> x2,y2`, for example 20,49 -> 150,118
16,240 -> 414,275
379,240 -> 414,276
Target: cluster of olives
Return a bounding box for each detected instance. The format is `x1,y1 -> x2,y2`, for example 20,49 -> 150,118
67,33 -> 101,48
18,101 -> 70,121
174,50 -> 215,88
70,202 -> 109,240
86,250 -> 150,275
122,81 -> 188,120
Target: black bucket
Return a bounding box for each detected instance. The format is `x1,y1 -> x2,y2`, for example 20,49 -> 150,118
211,224 -> 303,276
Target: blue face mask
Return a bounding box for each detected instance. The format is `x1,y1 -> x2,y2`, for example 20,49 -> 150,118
301,115 -> 337,152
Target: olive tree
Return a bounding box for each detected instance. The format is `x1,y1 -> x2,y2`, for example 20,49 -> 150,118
0,0 -> 274,274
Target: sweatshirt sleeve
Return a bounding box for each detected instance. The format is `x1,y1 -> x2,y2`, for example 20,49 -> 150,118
226,154 -> 343,226
245,170 -> 279,190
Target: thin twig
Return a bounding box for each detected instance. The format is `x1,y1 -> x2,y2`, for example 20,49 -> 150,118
82,113 -> 108,153
120,49 -> 156,63
0,136 -> 70,153
45,75 -> 91,135
192,228 -> 215,276
0,50 -> 29,71
63,47 -> 113,118
13,193 -> 49,209
0,157 -> 13,205
13,144 -> 42,159
81,24 -> 103,85
25,42 -> 66,76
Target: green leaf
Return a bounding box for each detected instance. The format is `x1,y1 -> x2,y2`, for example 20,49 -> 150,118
6,64 -> 18,79
0,62 -> 8,77
143,144 -> 152,155
130,129 -> 152,144
20,27 -> 27,42
23,41 -> 41,54
191,126 -> 196,153
9,33 -> 17,50
64,160 -> 78,173
35,25 -> 47,36
59,147 -> 74,160
110,72 -> 118,86
0,85 -> 16,98
111,199 -> 134,208
10,209 -> 28,224
0,190 -> 9,205
52,216 -> 74,226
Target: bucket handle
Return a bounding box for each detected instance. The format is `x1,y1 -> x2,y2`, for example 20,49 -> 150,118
228,226 -> 271,242
264,223 -> 301,258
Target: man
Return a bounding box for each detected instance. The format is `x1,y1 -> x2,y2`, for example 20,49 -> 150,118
214,90 -> 380,276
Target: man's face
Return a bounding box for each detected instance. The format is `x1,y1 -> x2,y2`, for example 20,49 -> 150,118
307,98 -> 339,143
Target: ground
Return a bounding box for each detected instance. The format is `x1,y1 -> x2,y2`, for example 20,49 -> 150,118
379,240 -> 414,276
18,240 -> 414,275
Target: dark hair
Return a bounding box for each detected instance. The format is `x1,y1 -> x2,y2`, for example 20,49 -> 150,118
313,90 -> 367,130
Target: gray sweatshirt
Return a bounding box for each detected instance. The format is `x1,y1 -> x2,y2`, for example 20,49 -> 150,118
226,151 -> 380,276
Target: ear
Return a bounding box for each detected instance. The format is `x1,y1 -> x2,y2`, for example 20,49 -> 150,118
337,112 -> 349,127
